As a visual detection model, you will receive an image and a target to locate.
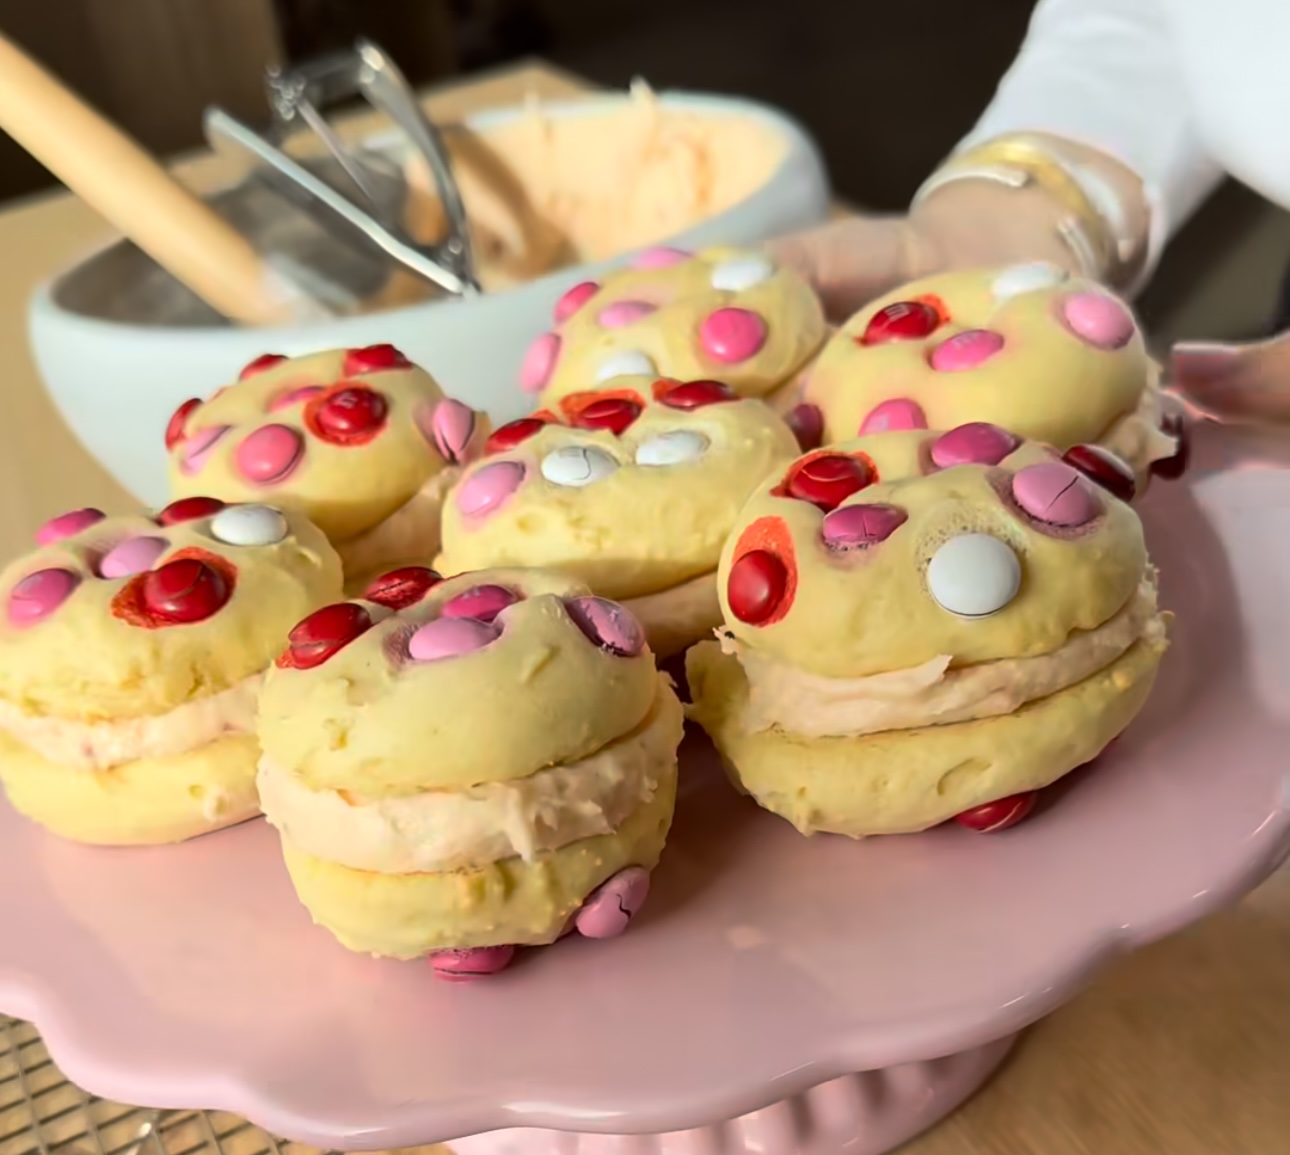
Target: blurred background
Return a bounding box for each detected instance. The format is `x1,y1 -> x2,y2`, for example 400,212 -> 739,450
0,0 -> 1287,340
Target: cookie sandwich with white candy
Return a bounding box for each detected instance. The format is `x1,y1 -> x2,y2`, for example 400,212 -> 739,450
0,500 -> 341,844
687,423 -> 1170,837
519,245 -> 827,417
164,343 -> 488,591
434,376 -> 801,658
257,567 -> 683,979
799,264 -> 1188,490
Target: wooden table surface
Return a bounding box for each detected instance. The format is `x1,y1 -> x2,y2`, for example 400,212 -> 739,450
2,59 -> 1289,1155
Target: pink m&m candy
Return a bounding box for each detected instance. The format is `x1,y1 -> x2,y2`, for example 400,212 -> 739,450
631,246 -> 690,269
699,307 -> 767,364
554,280 -> 599,323
930,423 -> 1019,469
1011,462 -> 1101,527
441,584 -> 518,624
427,398 -> 477,464
8,568 -> 79,626
598,300 -> 657,329
575,867 -> 651,938
519,332 -> 561,393
408,616 -> 500,662
930,329 -> 1005,372
235,424 -> 304,485
455,461 -> 526,517
564,596 -> 645,657
36,508 -> 105,546
1062,291 -> 1135,350
98,536 -> 168,579
859,398 -> 927,434
178,425 -> 231,476
821,503 -> 908,550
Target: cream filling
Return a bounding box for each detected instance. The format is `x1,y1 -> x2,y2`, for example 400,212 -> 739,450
0,676 -> 263,772
258,678 -> 684,876
724,576 -> 1165,740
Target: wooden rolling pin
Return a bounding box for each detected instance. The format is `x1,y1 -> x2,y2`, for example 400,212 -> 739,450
0,32 -> 312,326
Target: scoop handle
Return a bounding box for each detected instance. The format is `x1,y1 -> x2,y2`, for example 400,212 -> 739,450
0,32 -> 300,326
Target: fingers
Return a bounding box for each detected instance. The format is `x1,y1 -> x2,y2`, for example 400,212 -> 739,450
1170,334 -> 1290,424
765,217 -> 913,322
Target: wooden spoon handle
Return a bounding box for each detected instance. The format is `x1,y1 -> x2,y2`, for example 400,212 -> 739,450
0,32 -> 301,326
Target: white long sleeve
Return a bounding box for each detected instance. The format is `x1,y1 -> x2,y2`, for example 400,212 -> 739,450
958,0 -> 1226,261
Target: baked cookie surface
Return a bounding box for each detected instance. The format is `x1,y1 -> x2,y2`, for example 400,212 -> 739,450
687,424 -> 1169,836
521,246 -> 826,406
257,567 -> 683,971
802,264 -> 1185,479
165,345 -> 483,546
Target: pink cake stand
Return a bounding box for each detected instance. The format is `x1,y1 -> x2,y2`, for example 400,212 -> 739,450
3,419 -> 1290,1155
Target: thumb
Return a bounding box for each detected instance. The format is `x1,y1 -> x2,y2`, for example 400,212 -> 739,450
766,217 -> 912,322
1169,333 -> 1290,423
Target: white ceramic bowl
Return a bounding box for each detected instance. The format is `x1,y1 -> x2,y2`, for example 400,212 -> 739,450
28,90 -> 830,506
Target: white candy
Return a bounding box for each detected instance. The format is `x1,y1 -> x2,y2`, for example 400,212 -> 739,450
540,445 -> 620,488
710,254 -> 774,293
595,351 -> 657,382
209,504 -> 289,547
926,534 -> 1020,618
634,430 -> 710,467
991,261 -> 1068,302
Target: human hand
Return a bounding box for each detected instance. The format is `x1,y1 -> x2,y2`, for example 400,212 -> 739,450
1170,335 -> 1290,424
769,181 -> 1078,323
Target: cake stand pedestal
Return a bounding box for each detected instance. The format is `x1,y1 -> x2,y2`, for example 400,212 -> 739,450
2,420 -> 1290,1155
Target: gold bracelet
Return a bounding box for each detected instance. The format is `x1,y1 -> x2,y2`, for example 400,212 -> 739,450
911,136 -> 1125,285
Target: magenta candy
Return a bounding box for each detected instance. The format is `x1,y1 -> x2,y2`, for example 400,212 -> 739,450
455,461 -> 526,517
408,616 -> 500,662
575,867 -> 651,939
858,398 -> 927,434
98,536 -> 168,579
631,246 -> 690,269
1011,461 -> 1102,526
930,329 -> 1005,372
178,425 -> 231,476
598,299 -> 657,329
821,503 -> 908,550
565,595 -> 645,657
440,584 -> 518,623
8,568 -> 79,626
1062,291 -> 1136,350
267,385 -> 325,412
699,307 -> 768,364
554,280 -> 600,323
430,945 -> 516,982
428,398 -> 477,464
519,332 -> 561,393
235,424 -> 304,485
36,508 -> 105,546
930,423 -> 1020,469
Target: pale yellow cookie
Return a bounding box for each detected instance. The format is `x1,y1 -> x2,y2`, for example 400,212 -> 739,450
435,377 -> 800,657
522,246 -> 827,407
686,425 -> 1169,837
802,264 -> 1185,482
256,567 -> 684,966
0,501 -> 342,844
164,345 -> 487,568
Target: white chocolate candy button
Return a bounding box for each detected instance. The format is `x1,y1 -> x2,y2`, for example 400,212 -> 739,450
710,254 -> 774,292
634,430 -> 709,467
595,351 -> 657,383
991,262 -> 1068,301
209,504 -> 289,547
926,534 -> 1021,619
541,446 -> 619,488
